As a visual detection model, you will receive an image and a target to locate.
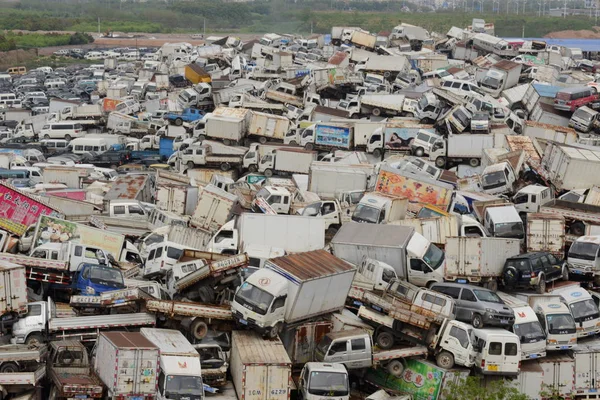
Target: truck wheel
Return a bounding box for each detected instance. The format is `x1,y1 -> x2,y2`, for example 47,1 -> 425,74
190,319 -> 209,340
383,71 -> 391,79
187,161 -> 195,170
25,333 -> 43,347
436,351 -> 455,369
469,158 -> 480,167
536,277 -> 546,294
198,286 -> 215,303
198,134 -> 206,142
248,164 -> 258,173
64,134 -> 71,141
372,108 -> 382,117
289,140 -> 298,146
264,169 -> 273,177
175,118 -> 183,126
485,280 -> 498,292
223,139 -> 232,146
220,162 -> 231,171
562,266 -> 570,281
413,147 -> 425,157
435,156 -> 446,168
49,386 -> 58,400
471,313 -> 483,329
259,136 -> 267,144
376,331 -> 394,350
304,143 -> 314,151
267,323 -> 282,339
44,134 -> 50,140
0,362 -> 19,373
386,360 -> 404,377
372,149 -> 382,158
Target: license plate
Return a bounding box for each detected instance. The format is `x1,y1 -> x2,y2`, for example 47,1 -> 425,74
573,270 -> 582,274
115,299 -> 125,304
529,354 -> 538,359
500,319 -> 509,324
131,397 -> 143,400
457,279 -> 467,283
522,274 -> 530,278
488,365 -> 499,371
240,319 -> 248,325
561,346 -> 570,349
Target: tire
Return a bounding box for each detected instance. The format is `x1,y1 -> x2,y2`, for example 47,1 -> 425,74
435,156 -> 446,168
267,323 -> 282,339
64,134 -> 71,141
49,386 -> 58,400
414,147 -> 425,157
289,140 -> 298,146
485,280 -> 498,292
248,164 -> 258,173
175,118 -> 183,126
304,143 -> 314,151
187,161 -> 195,169
198,134 -> 206,142
0,362 -> 19,373
376,331 -> 394,350
44,134 -> 50,140
469,158 -> 480,167
372,148 -> 382,158
110,164 -> 117,170
197,286 -> 215,303
383,71 -> 391,79
562,265 -> 570,281
25,333 -> 43,347
536,277 -> 546,294
386,360 -> 404,377
259,136 -> 267,144
264,168 -> 273,177
189,319 -> 209,340
220,162 -> 231,171
436,351 -> 455,369
472,313 -> 484,329
223,139 -> 232,146
372,108 -> 382,117
570,221 -> 585,236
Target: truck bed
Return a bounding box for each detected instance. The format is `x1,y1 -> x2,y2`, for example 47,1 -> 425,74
0,365 -> 45,385
206,155 -> 244,163
175,254 -> 248,291
0,254 -> 68,270
372,346 -> 428,363
145,299 -> 233,320
540,199 -> 600,224
49,312 -> 156,332
50,367 -> 103,396
0,345 -> 47,362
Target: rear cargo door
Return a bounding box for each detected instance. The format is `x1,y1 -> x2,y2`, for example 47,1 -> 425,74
574,351 -> 593,391
290,322 -> 332,364
115,348 -> 158,395
4,268 -> 25,312
266,365 -> 289,400
173,187 -> 187,215
156,186 -> 173,212
243,365 -> 267,400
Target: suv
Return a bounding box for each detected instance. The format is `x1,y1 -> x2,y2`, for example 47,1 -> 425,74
430,282 -> 514,329
91,151 -> 130,169
502,252 -> 567,294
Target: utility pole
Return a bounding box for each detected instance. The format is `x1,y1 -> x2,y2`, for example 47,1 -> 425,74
97,17 -> 100,35
203,18 -> 206,37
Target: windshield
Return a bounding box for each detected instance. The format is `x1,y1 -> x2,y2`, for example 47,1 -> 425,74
574,108 -> 594,122
513,321 -> 545,343
482,76 -> 501,90
364,76 -> 382,85
570,299 -> 600,322
352,204 -> 380,224
234,282 -> 274,315
308,371 -> 349,397
338,100 -> 349,108
494,222 -> 524,239
473,289 -> 502,303
547,313 -> 576,334
418,96 -> 428,110
438,70 -> 450,78
165,375 -> 203,398
89,267 -> 124,288
453,109 -> 470,127
423,244 -> 445,270
180,91 -> 191,101
481,171 -> 507,190
569,241 -> 599,261
166,246 -> 184,261
301,203 -> 321,217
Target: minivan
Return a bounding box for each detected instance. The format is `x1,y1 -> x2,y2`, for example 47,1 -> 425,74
502,252 -> 566,294
143,241 -> 198,278
440,79 -> 483,97
69,138 -> 109,155
554,86 -> 598,112
40,139 -> 69,154
40,123 -> 85,140
472,328 -> 521,376
430,282 -> 515,329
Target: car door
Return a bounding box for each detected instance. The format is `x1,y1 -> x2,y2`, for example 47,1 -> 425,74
459,288 -> 479,321
349,337 -> 370,368
446,325 -> 471,366
542,254 -> 562,280
325,339 -> 350,364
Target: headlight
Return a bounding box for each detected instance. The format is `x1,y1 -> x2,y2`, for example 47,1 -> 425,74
485,308 -> 496,313
547,339 -> 557,344
570,338 -> 577,343
85,286 -> 95,295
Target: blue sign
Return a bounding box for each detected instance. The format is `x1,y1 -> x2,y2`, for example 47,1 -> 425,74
315,125 -> 351,149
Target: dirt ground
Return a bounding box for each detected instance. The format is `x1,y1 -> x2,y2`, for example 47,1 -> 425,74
545,27 -> 600,38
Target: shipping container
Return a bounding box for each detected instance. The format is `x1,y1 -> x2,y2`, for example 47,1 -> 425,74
94,332 -> 159,398
230,331 -> 292,400
280,320 -> 332,365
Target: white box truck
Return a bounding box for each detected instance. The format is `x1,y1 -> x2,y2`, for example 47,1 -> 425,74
231,250 -> 356,338
140,328 -> 203,400
429,133 -> 496,168
308,162 -> 373,200
541,141 -> 600,191
190,184 -> 237,233
94,332 -> 159,399
526,213 -> 565,258
444,237 -> 521,290
258,148 -> 317,177
230,331 -> 292,400
247,112 -> 290,143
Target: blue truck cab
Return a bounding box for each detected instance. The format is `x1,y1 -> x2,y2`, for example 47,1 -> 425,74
72,263 -> 125,295
165,108 -> 206,126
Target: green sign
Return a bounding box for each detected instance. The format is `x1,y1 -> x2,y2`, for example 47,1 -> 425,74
365,359 -> 446,400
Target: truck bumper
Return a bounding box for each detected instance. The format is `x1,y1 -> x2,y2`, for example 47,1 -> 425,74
232,310 -> 268,334
483,313 -> 514,327
11,336 -> 24,344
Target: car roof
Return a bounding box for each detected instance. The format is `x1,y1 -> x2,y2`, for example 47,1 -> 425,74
432,282 -> 485,291
507,252 -> 550,260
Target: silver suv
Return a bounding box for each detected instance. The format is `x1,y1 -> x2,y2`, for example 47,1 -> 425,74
430,282 -> 514,328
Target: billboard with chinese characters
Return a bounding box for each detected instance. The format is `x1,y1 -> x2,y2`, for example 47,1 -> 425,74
0,183 -> 63,236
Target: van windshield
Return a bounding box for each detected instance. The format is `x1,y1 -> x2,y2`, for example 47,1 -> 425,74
309,371 -> 349,397
481,171 -> 506,190
494,222 -> 524,239
473,289 -> 502,303
570,299 -> 600,322
547,313 -> 576,334
569,241 -> 599,261
165,375 -> 203,398
316,336 -> 333,356
234,281 -> 273,315
513,321 -> 545,343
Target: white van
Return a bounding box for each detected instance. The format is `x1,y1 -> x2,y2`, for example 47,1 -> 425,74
115,99 -> 140,115
550,284 -> 600,338
69,137 -> 109,155
40,122 -> 85,140
143,241 -> 199,278
41,139 -> 70,153
147,209 -> 189,231
11,166 -> 43,184
567,235 -> 600,276
496,292 -> 546,360
440,79 -> 483,97
0,93 -> 17,108
472,328 -> 521,376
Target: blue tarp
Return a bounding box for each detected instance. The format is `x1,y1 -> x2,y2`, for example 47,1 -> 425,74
532,83 -> 562,99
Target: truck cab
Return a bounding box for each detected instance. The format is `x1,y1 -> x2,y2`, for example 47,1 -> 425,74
480,161 -> 518,195
411,129 -> 442,157
355,257 -> 397,291
550,285 -> 600,338
30,242 -> 110,272
512,185 -> 554,216
529,298 -> 577,351
299,199 -> 352,231
483,205 -> 525,241
72,263 -> 125,295
48,340 -> 103,399
107,199 -> 149,219
298,362 -> 349,400
351,192 -> 406,224
254,186 -> 291,214
206,220 -> 239,255
567,235 -> 600,276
